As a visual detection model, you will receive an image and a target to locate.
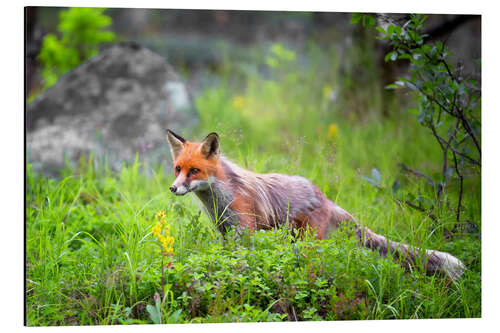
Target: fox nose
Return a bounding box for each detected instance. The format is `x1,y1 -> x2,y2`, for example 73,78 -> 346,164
169,185 -> 177,193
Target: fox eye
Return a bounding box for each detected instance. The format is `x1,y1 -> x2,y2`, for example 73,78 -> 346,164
189,168 -> 200,175
175,166 -> 181,173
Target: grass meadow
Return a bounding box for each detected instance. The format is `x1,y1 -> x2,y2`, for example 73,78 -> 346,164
26,43 -> 481,325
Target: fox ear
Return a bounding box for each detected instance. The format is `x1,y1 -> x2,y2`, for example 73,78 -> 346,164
166,129 -> 185,160
200,132 -> 220,159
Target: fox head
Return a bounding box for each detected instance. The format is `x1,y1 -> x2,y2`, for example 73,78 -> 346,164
166,129 -> 220,196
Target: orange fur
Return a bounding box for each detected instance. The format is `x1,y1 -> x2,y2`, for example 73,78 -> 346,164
174,142 -> 225,181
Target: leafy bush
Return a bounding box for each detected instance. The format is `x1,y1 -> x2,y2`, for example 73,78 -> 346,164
38,7 -> 116,89
352,14 -> 481,233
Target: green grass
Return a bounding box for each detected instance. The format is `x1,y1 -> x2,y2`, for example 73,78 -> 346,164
26,43 -> 481,325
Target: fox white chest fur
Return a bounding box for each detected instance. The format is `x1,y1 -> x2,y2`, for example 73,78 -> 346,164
166,129 -> 465,281
192,174 -> 238,233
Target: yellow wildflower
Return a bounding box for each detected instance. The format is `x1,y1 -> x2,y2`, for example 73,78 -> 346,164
155,210 -> 166,220
152,210 -> 175,256
328,123 -> 339,140
232,96 -> 245,109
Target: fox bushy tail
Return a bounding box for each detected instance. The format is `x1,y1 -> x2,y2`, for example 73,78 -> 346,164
353,223 -> 465,281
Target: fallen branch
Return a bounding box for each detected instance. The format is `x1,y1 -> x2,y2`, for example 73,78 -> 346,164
399,163 -> 434,185
396,198 -> 438,223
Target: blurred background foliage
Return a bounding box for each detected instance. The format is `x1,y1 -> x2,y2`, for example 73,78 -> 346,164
37,8 -> 115,92
26,8 -> 480,114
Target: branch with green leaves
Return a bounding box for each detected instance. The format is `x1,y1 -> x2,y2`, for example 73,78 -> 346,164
352,13 -> 481,229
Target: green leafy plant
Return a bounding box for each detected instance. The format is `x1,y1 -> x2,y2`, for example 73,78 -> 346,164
146,292 -> 163,324
353,14 -> 481,231
38,7 -> 116,89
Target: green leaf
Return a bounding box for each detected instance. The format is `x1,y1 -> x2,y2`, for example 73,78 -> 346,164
398,54 -> 412,60
350,13 -> 362,24
436,41 -> 443,52
362,14 -> 376,27
165,309 -> 183,324
387,25 -> 395,36
385,83 -> 399,90
146,304 -> 162,324
385,51 -> 397,62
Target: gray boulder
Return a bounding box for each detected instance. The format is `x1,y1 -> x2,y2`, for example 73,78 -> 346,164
27,42 -> 198,176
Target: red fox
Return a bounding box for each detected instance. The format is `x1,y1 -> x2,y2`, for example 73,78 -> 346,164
166,130 -> 465,281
